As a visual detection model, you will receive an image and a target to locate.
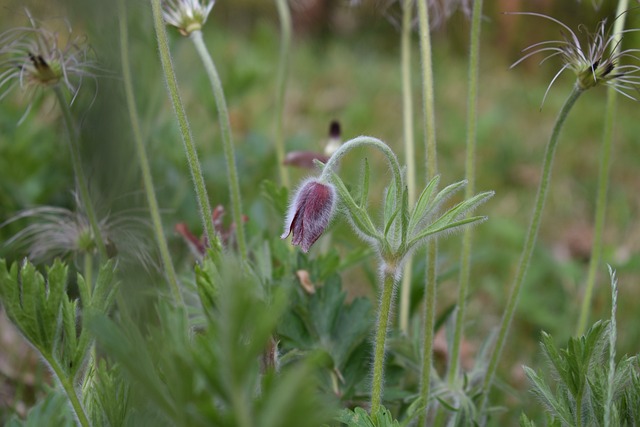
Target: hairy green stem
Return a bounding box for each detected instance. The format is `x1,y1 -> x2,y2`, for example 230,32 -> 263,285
190,30 -> 248,261
417,0 -> 438,423
119,0 -> 183,304
274,0 -> 292,188
399,0 -> 416,334
448,0 -> 483,386
83,252 -> 93,299
370,268 -> 397,414
149,0 -> 222,258
479,87 -> 583,417
577,0 -> 628,336
320,136 -> 403,208
605,267 -> 618,427
48,356 -> 90,427
54,87 -> 107,261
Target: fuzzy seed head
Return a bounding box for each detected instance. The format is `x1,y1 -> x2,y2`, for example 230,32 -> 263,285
0,11 -> 99,105
510,13 -> 640,105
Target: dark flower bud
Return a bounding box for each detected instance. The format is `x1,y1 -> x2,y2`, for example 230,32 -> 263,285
281,179 -> 336,252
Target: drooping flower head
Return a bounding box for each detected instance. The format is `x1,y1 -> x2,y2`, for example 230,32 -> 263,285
281,178 -> 336,253
162,0 -> 215,36
510,12 -> 640,106
0,10 -> 98,106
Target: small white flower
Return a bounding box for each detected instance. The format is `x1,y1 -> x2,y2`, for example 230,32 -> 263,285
162,0 -> 216,36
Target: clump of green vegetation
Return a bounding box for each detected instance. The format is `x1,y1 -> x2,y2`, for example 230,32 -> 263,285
0,1 -> 639,426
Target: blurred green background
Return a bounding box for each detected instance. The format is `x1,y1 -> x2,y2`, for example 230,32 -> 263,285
1,0 -> 639,423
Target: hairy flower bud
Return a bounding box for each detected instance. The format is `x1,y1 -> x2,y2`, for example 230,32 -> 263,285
281,179 -> 336,252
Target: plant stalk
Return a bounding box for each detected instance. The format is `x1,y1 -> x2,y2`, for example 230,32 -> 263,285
370,267 -> 397,414
48,356 -> 90,427
274,0 -> 292,188
577,0 -> 628,336
399,0 -> 416,334
447,0 -> 483,386
190,30 -> 248,261
119,0 -> 183,304
54,87 -> 107,261
479,86 -> 583,416
417,0 -> 438,423
149,0 -> 222,258
320,136 -> 403,208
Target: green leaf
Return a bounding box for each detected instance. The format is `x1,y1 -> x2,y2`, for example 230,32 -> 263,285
337,406 -> 400,427
261,179 -> 289,215
407,175 -> 440,234
279,276 -> 373,400
195,249 -> 221,317
0,259 -> 68,356
519,413 -> 536,427
407,190 -> 493,248
331,171 -> 380,241
523,366 -> 573,424
5,391 -> 74,427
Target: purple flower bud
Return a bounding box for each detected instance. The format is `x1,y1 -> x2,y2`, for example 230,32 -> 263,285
281,179 -> 336,252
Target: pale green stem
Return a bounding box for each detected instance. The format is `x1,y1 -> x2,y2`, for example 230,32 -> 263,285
48,356 -> 90,427
604,267 -> 618,427
319,136 -> 403,208
119,0 -> 183,304
190,30 -> 248,261
274,0 -> 292,188
399,0 -> 416,334
53,87 -> 107,261
447,0 -> 483,386
577,0 -> 628,336
83,252 -> 93,298
370,267 -> 398,414
417,0 -> 438,423
479,87 -> 583,417
149,0 -> 222,257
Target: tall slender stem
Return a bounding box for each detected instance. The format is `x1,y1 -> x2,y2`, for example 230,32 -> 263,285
399,0 -> 416,334
370,268 -> 397,414
48,356 -> 90,427
577,0 -> 628,336
190,30 -> 248,261
416,0 -> 438,423
274,0 -> 292,188
119,0 -> 183,304
448,0 -> 483,386
53,86 -> 107,261
149,0 -> 222,258
479,87 -> 583,417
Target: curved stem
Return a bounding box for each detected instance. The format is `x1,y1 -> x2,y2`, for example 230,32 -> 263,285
149,0 -> 222,259
274,0 -> 292,188
319,136 -> 403,210
53,87 -> 107,261
190,30 -> 248,261
399,0 -> 416,334
479,86 -> 583,416
119,0 -> 183,305
370,268 -> 397,414
416,0 -> 438,423
577,0 -> 628,336
48,356 -> 90,427
448,0 -> 483,386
